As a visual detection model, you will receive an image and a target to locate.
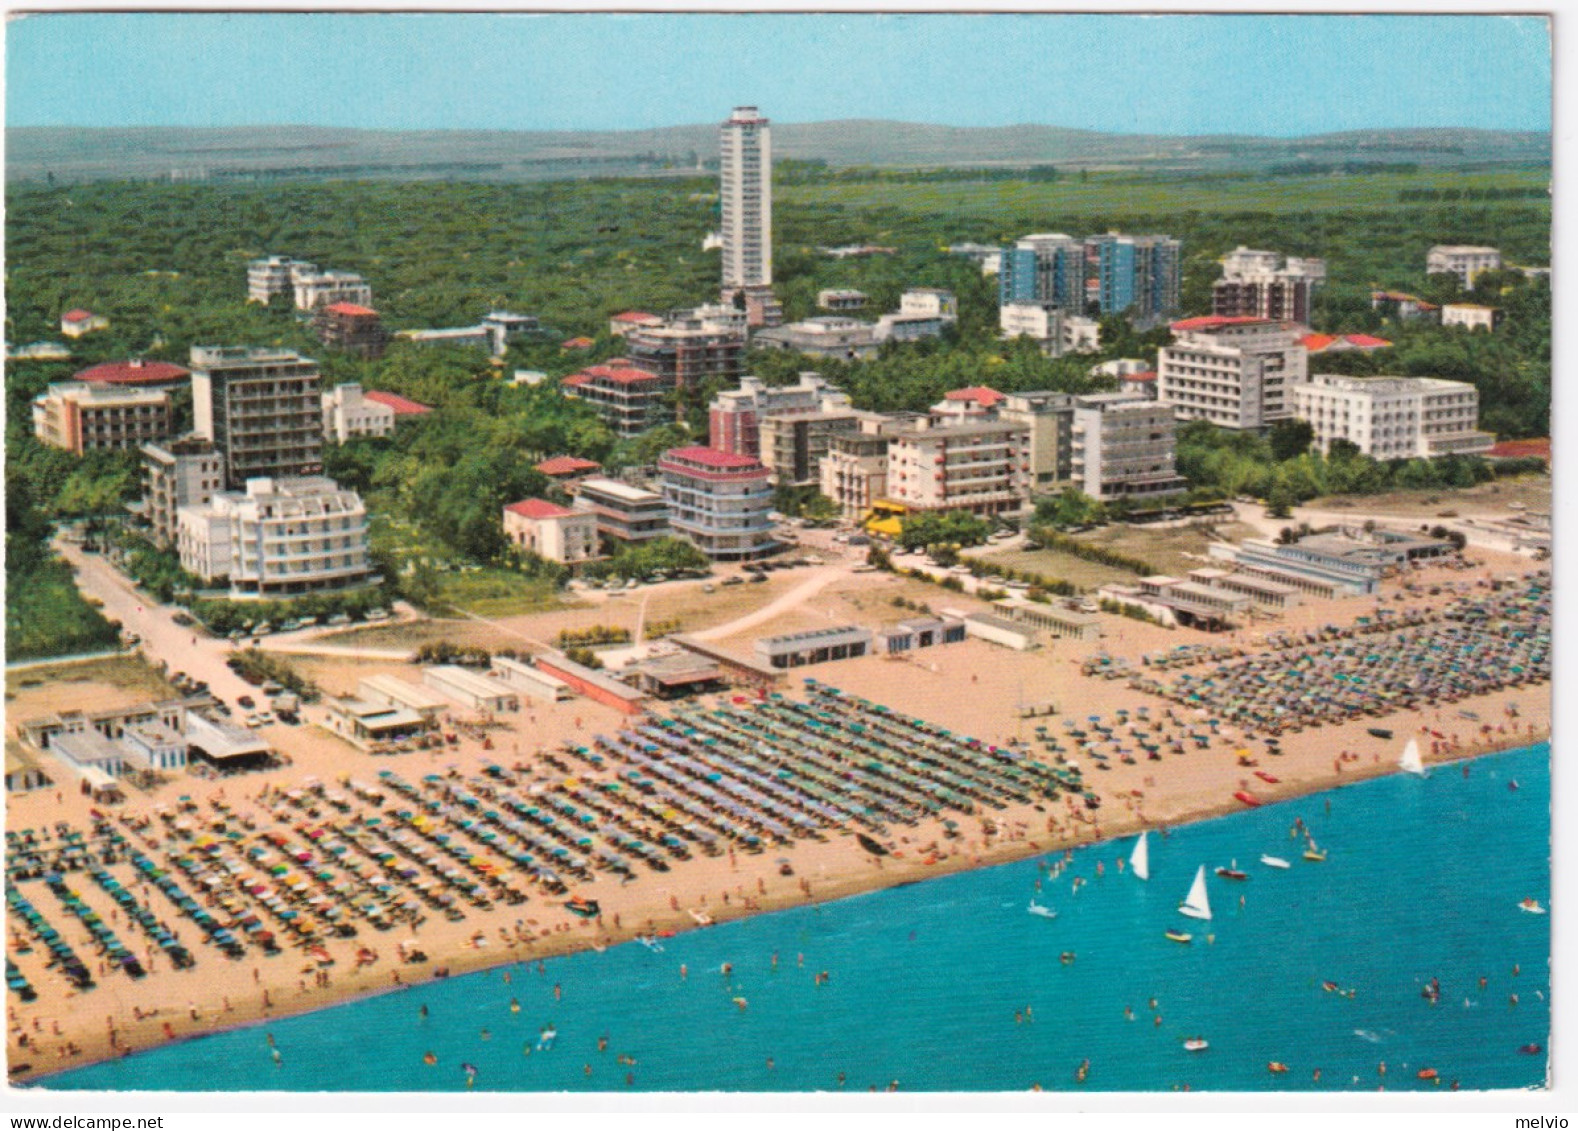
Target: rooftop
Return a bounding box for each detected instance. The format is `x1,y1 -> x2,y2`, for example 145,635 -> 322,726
662,445 -> 764,470
577,477 -> 665,504
1170,315 -> 1271,332
74,359 -> 189,386
322,301 -> 378,317
504,498 -> 578,521
944,385 -> 1006,407
362,389 -> 433,415
574,361 -> 662,385
536,456 -> 602,477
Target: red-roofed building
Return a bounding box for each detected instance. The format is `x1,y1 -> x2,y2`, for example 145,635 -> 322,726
1488,438 -> 1549,461
1370,291 -> 1439,322
561,336 -> 595,351
1118,370 -> 1159,400
362,390 -> 433,416
1168,315 -> 1269,333
1301,332 -> 1393,355
502,497 -> 600,565
60,309 -> 109,338
313,301 -> 387,358
608,311 -> 663,337
658,446 -> 777,560
535,455 -> 603,482
561,359 -> 668,437
944,386 -> 1006,408
75,359 -> 190,388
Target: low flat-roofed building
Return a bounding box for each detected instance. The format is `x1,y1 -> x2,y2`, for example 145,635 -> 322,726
995,600 -> 1103,641
1197,569 -> 1302,611
964,612 -> 1040,651
625,653 -> 727,699
1441,303 -> 1501,332
322,382 -> 396,442
326,697 -> 433,751
358,674 -> 451,722
51,730 -> 128,778
667,635 -> 784,690
120,722 -> 188,772
5,741 -> 52,793
573,477 -> 670,545
753,317 -> 880,360
1202,528 -> 1455,598
502,498 -> 601,565
423,666 -> 520,713
185,713 -> 272,769
876,616 -> 967,654
34,382 -> 173,454
489,656 -> 574,703
533,653 -> 649,715
755,625 -> 873,669
818,289 -> 869,312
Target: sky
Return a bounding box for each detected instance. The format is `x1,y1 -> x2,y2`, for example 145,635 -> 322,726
5,12 -> 1553,136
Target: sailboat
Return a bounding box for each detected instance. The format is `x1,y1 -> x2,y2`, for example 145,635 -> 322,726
1028,899 -> 1058,920
1399,737 -> 1427,777
1129,832 -> 1150,881
1178,866 -> 1212,921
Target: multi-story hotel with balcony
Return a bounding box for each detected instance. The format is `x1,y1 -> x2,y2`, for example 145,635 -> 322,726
1289,373 -> 1494,460
818,412 -> 916,520
883,418 -> 1030,517
658,446 -> 777,561
1156,316 -> 1308,431
32,382 -> 173,455
624,312 -> 747,392
561,359 -> 669,438
191,346 -> 324,488
176,476 -> 371,597
708,373 -> 851,459
1070,393 -> 1189,502
141,435 -> 223,549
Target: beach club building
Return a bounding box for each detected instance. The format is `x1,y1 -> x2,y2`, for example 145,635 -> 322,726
489,656 -> 574,703
422,666 -> 520,714
994,600 -> 1103,642
963,613 -> 1040,651
755,625 -> 874,670
357,675 -> 451,723
875,616 -> 967,655
326,697 -> 434,751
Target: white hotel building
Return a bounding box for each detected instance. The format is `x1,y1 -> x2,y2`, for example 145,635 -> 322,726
884,418 -> 1030,517
1289,374 -> 1495,461
177,476 -> 371,596
1156,316 -> 1308,431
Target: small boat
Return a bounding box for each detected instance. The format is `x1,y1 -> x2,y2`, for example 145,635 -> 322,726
1417,1067 -> 1438,1081
637,935 -> 664,953
1260,855 -> 1291,870
1129,831 -> 1149,882
1268,1061 -> 1289,1074
1233,791 -> 1261,808
1519,1044 -> 1543,1056
1322,980 -> 1340,994
688,908 -> 713,926
565,896 -> 600,918
1303,839 -> 1327,862
1254,771 -> 1280,784
1215,860 -> 1248,881
1027,900 -> 1058,920
1183,1038 -> 1209,1052
1164,929 -> 1193,944
1368,727 -> 1394,740
1399,737 -> 1427,777
856,833 -> 889,857
1178,866 -> 1213,921
1519,898 -> 1547,914
1059,952 -> 1076,965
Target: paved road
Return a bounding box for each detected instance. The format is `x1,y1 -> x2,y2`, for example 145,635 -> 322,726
54,538 -> 257,705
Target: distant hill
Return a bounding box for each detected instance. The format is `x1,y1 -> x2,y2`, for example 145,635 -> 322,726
6,121 -> 1551,184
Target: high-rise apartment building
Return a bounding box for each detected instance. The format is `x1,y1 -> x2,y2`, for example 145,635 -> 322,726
1086,233 -> 1182,324
998,234 -> 1087,310
1212,246 -> 1327,323
719,106 -> 780,326
1070,394 -> 1189,501
190,346 -> 324,488
708,373 -> 849,459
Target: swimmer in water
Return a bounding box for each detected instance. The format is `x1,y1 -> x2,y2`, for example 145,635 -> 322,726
510,998 -> 520,1014
424,1052 -> 437,1066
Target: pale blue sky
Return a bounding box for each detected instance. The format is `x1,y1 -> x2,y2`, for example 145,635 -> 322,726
6,12 -> 1552,135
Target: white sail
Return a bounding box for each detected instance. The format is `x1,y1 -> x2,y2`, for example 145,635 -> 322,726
1179,865 -> 1213,920
1400,737 -> 1426,776
1130,832 -> 1150,881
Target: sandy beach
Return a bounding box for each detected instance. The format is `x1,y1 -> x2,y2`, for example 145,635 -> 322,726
5,549 -> 1550,1085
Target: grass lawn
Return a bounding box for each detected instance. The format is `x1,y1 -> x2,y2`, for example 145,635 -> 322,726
6,554 -> 121,662
1066,520 -> 1263,578
434,568 -> 571,618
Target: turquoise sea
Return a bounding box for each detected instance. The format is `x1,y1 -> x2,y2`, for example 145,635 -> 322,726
42,743 -> 1550,1093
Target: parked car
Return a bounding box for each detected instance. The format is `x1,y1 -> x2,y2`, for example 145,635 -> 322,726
171,612 -> 195,627
237,696 -> 256,710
